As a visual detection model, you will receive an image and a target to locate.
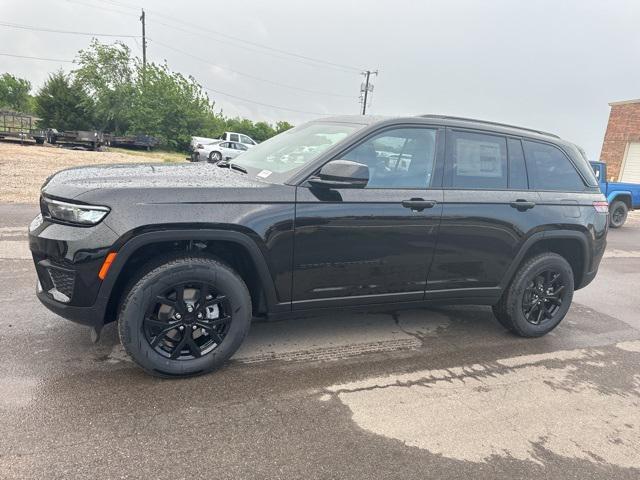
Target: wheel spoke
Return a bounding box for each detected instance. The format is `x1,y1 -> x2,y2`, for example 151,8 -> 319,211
170,332 -> 188,359
205,295 -> 228,307
198,283 -> 210,308
156,295 -> 176,309
535,307 -> 544,325
197,315 -> 231,329
185,334 -> 202,358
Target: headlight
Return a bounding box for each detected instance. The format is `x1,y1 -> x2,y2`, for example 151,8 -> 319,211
42,197 -> 110,226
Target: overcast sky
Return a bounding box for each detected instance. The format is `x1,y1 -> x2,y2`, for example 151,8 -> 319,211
2,0 -> 639,158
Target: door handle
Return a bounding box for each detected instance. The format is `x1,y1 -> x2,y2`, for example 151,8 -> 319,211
401,198 -> 437,212
510,199 -> 536,211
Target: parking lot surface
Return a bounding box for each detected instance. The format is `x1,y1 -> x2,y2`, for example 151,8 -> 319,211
1,204 -> 639,479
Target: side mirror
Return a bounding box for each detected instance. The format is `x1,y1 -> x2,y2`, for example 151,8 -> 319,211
307,160 -> 369,189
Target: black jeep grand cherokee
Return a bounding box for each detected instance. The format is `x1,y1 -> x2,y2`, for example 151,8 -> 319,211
29,115 -> 608,377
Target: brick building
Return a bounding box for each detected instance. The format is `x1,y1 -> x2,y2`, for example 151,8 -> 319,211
599,99 -> 640,182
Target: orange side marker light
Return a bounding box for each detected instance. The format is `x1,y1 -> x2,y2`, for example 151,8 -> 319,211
98,252 -> 117,280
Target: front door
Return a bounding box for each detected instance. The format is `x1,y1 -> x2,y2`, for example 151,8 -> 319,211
292,126 -> 444,309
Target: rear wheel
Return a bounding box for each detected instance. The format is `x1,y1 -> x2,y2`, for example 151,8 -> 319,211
118,256 -> 251,377
209,151 -> 222,162
493,253 -> 574,337
609,200 -> 628,228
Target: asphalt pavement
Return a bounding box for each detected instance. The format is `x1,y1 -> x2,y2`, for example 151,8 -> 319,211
1,204 -> 639,479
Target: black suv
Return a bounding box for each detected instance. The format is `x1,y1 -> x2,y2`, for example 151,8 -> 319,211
29,115 -> 608,377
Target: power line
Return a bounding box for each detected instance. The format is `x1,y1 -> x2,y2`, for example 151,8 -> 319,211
61,0 -> 363,73
200,84 -> 334,116
149,38 -> 356,99
0,52 -> 74,63
0,21 -> 140,38
148,12 -> 363,73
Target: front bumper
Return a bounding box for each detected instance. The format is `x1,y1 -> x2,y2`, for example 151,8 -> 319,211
29,213 -> 119,325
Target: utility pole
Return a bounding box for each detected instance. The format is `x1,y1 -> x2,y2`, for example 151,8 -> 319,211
140,9 -> 147,68
360,70 -> 378,115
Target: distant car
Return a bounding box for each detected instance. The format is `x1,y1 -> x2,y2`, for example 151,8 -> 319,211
220,132 -> 258,148
195,140 -> 249,162
590,161 -> 640,227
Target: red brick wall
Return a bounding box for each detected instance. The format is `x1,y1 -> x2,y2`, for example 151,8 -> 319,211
600,102 -> 640,180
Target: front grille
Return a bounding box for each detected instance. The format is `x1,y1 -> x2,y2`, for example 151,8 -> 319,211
47,266 -> 75,299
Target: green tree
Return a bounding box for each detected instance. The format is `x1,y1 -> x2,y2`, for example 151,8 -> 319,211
129,61 -> 220,150
34,71 -> 94,130
73,39 -> 134,133
274,121 -> 294,134
0,73 -> 33,112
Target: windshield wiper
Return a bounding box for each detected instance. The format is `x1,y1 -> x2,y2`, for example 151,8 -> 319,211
216,161 -> 247,174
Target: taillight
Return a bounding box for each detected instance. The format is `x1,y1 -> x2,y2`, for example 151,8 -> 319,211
593,201 -> 609,213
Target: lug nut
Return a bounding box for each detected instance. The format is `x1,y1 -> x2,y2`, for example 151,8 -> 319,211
178,325 -> 184,331
175,313 -> 182,320
197,312 -> 203,319
187,305 -> 194,313
192,325 -> 197,330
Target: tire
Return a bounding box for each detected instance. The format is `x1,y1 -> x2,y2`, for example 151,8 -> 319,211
118,255 -> 252,377
609,200 -> 628,228
209,151 -> 222,162
493,252 -> 574,337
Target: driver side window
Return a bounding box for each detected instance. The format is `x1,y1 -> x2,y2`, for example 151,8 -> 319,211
342,128 -> 436,188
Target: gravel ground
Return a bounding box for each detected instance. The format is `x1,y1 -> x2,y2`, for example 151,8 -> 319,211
0,142 -> 185,203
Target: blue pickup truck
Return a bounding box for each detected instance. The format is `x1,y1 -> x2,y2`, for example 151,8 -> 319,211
590,161 -> 640,228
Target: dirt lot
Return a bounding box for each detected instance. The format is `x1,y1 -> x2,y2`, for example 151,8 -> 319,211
0,142 -> 185,203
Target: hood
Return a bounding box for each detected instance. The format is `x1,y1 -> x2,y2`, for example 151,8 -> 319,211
41,162 -> 291,204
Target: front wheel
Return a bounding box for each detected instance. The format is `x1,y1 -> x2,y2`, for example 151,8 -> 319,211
493,253 -> 574,337
609,200 -> 628,228
118,256 -> 252,377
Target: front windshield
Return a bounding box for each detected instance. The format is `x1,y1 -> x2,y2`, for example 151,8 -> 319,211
232,121 -> 364,181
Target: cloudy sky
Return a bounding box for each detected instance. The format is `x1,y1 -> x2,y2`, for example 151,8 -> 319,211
2,0 -> 639,158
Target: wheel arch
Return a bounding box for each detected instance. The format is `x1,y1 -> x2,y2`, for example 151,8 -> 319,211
500,231 -> 590,292
608,191 -> 632,209
100,229 -> 281,324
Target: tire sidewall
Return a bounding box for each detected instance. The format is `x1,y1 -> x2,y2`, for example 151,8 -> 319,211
119,258 -> 251,377
506,254 -> 574,337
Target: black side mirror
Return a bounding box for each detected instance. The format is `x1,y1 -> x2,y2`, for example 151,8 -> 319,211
308,160 -> 369,189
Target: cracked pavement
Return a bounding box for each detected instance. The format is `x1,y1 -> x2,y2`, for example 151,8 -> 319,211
1,204 -> 639,479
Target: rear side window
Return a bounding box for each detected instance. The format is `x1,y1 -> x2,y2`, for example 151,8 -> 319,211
230,133 -> 240,142
523,141 -> 585,191
449,130 -> 508,189
507,138 -> 528,190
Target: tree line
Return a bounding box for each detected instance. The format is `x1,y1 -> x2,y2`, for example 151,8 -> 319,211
0,39 -> 293,150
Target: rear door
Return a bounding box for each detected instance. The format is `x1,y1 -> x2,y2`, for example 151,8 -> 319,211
428,129 -> 539,298
292,126 -> 445,309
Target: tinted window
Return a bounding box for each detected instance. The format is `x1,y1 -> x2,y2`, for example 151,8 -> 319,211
507,138 -> 528,190
450,131 -> 507,189
240,134 -> 253,145
342,128 -> 437,189
230,133 -> 240,142
523,141 -> 585,191
237,143 -> 248,151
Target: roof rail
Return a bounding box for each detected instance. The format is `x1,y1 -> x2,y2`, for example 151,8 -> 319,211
418,114 -> 560,139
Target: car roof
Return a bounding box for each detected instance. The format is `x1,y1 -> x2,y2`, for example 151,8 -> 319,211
320,114 -> 567,144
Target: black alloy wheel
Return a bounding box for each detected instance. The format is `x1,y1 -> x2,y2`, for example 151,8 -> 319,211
609,200 -> 628,228
521,269 -> 566,325
209,151 -> 222,162
143,282 -> 231,360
